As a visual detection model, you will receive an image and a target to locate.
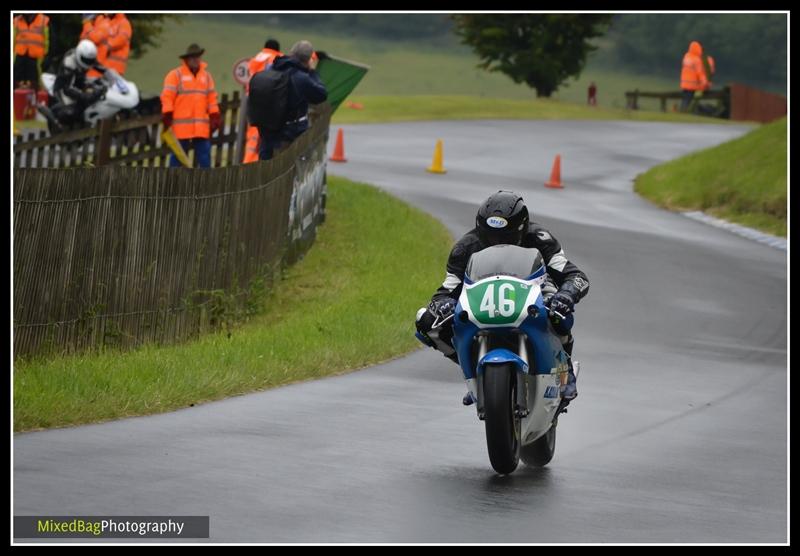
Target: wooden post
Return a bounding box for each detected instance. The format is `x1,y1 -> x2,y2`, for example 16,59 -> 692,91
95,118 -> 113,166
235,88 -> 248,165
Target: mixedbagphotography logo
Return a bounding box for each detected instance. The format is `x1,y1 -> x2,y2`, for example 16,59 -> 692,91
14,516 -> 210,539
37,518 -> 103,536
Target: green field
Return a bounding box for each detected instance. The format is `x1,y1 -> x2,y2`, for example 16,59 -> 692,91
635,117 -> 787,236
14,176 -> 452,431
127,15 -> 678,112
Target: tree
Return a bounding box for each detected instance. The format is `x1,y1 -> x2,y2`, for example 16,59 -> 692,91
41,13 -> 183,72
452,14 -> 613,97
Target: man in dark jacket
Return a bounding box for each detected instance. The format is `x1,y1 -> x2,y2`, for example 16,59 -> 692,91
257,40 -> 327,160
416,191 -> 590,406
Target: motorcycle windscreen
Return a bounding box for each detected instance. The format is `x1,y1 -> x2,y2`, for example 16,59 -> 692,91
465,245 -> 545,282
315,53 -> 369,114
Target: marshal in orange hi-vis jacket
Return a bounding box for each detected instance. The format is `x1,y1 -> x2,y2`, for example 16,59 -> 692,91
680,41 -> 709,92
161,58 -> 220,140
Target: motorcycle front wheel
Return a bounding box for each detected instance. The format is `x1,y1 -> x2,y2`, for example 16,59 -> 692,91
483,362 -> 520,474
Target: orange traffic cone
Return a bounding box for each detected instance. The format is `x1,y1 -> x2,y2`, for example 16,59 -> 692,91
545,154 -> 563,188
330,128 -> 347,162
426,139 -> 446,174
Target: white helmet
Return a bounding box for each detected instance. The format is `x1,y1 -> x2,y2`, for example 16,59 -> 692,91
75,40 -> 98,70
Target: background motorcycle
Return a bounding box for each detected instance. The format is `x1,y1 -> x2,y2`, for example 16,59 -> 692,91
38,69 -> 140,133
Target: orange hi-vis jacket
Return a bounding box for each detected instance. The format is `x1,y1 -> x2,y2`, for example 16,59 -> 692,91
14,13 -> 49,59
243,126 -> 262,163
243,47 -> 283,163
82,15 -> 111,79
247,47 -> 282,89
105,13 -> 132,75
161,61 -> 220,140
680,41 -> 708,92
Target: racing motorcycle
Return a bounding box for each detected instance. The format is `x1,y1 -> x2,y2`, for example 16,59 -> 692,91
38,69 -> 140,133
421,244 -> 579,475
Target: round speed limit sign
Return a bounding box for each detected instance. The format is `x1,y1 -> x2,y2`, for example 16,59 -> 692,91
232,58 -> 251,86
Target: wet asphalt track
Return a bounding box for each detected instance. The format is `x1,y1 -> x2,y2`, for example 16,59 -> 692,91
14,120 -> 787,543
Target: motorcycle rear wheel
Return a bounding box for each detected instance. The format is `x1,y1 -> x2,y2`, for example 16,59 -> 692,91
483,362 -> 521,474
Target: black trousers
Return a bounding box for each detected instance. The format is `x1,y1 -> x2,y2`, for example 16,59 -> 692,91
680,89 -> 696,112
257,121 -> 308,161
14,55 -> 39,89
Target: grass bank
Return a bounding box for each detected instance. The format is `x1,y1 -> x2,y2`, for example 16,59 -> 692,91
634,117 -> 787,236
330,94 -> 732,125
14,176 -> 452,431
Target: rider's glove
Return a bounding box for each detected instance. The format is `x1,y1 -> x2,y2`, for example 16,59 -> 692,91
694,90 -> 704,99
92,84 -> 107,101
430,297 -> 456,320
161,112 -> 173,129
209,112 -> 221,133
80,89 -> 102,104
546,291 -> 575,319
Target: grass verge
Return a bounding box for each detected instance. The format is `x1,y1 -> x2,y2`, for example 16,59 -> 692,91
330,95 -> 735,125
14,176 -> 452,432
634,117 -> 786,237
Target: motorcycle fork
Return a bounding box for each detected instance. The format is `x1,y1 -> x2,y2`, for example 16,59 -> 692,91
476,333 -> 488,420
474,331 -> 530,420
515,331 -> 530,419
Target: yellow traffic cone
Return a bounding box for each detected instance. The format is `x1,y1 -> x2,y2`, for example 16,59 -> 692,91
426,139 -> 447,174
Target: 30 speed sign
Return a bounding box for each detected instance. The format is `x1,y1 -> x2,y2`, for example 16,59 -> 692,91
232,58 -> 250,86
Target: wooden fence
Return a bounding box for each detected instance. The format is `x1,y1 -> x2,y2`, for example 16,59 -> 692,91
13,103 -> 332,358
625,82 -> 787,123
728,83 -> 787,123
14,91 -> 244,169
625,88 -> 728,114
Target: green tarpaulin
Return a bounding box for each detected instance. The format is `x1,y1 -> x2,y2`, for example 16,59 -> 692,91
316,53 -> 369,113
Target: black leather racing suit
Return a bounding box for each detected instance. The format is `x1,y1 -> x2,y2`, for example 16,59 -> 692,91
51,49 -> 108,125
418,221 -> 590,359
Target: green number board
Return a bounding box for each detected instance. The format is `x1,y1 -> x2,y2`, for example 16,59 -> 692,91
465,279 -> 532,325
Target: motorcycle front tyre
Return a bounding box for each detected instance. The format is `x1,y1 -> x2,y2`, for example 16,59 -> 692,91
483,362 -> 521,475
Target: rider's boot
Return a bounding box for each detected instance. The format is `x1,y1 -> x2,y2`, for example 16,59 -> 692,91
37,104 -> 63,134
559,336 -> 578,405
561,363 -> 578,402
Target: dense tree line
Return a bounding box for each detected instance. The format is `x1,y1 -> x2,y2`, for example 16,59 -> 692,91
217,13 -> 455,43
605,13 -> 787,91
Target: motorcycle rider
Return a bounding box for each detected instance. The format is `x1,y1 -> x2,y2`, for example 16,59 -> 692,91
415,190 -> 590,406
46,39 -> 109,128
